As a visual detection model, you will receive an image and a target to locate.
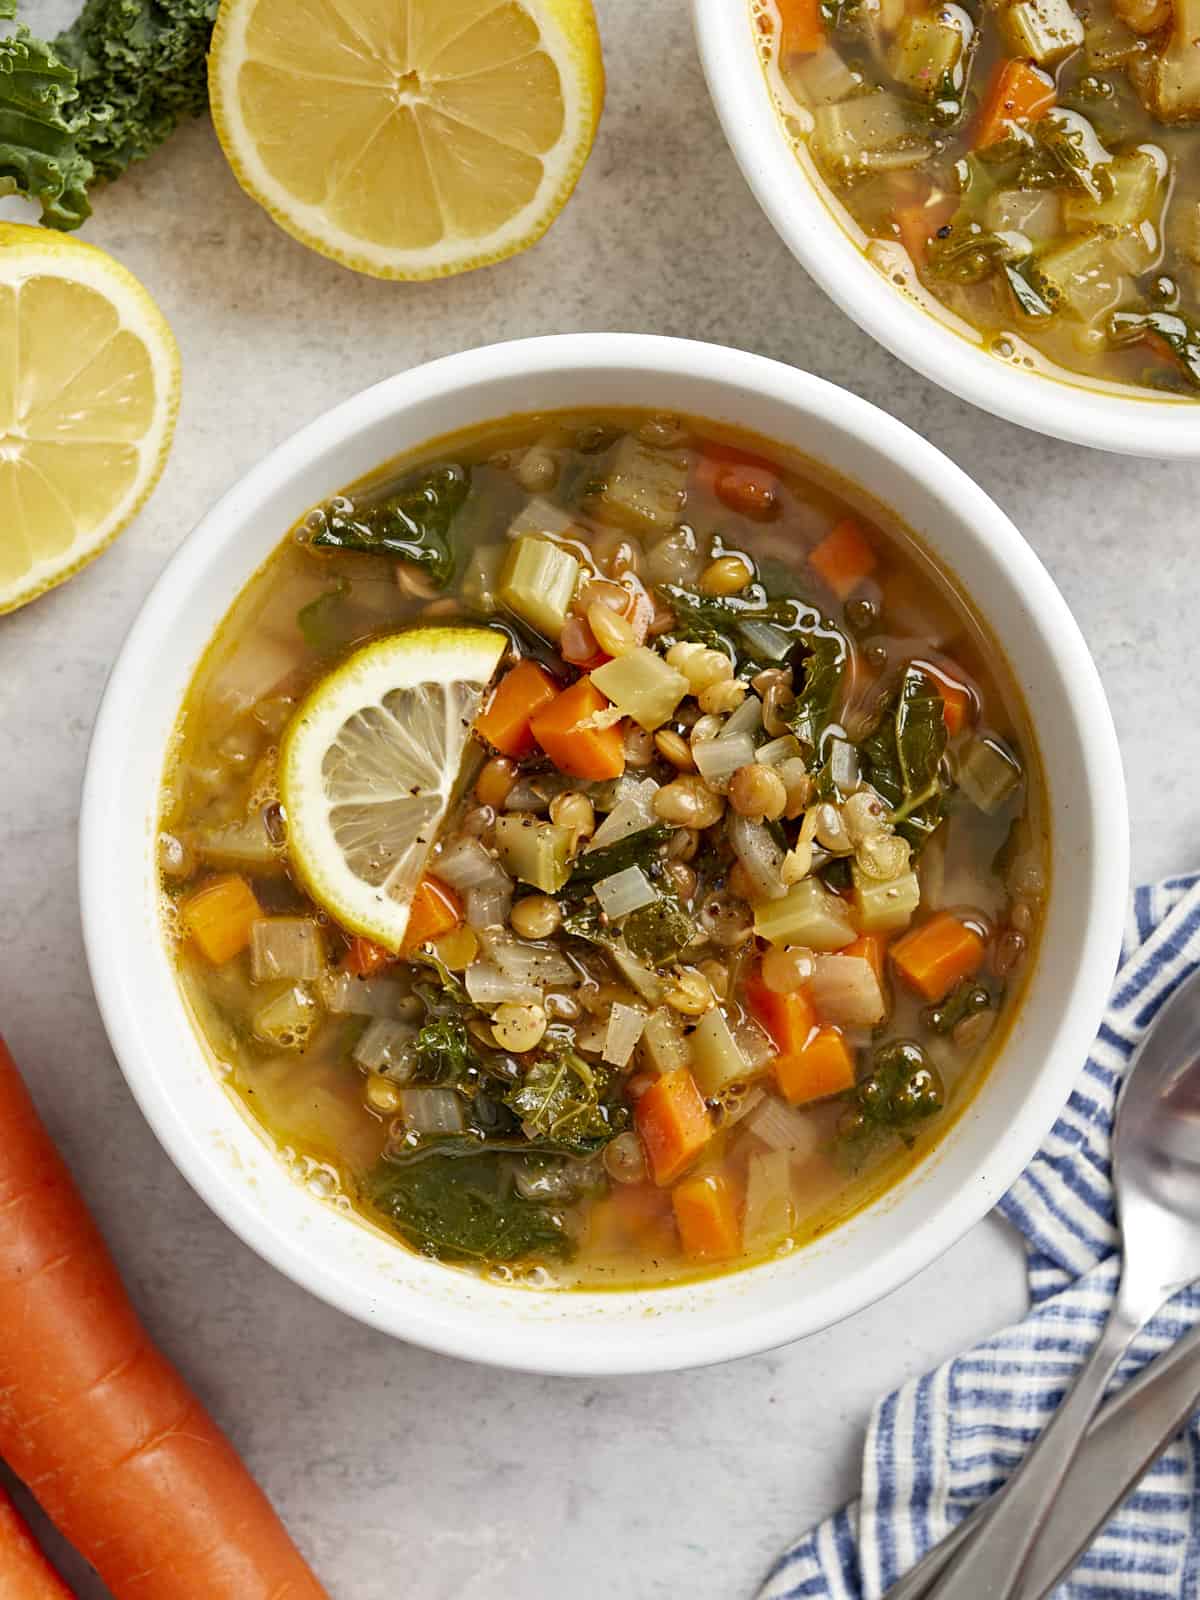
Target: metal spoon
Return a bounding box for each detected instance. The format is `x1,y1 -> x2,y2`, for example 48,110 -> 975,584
908,963 -> 1200,1600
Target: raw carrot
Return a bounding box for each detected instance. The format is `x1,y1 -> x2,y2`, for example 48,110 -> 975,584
672,1174 -> 742,1262
0,1036 -> 329,1600
842,934 -> 888,988
777,0 -> 826,53
695,443 -> 780,522
635,1067 -> 712,1186
529,677 -> 626,781
974,59 -> 1055,150
0,1482 -> 74,1599
892,911 -> 986,1000
746,976 -> 816,1056
400,874 -> 462,953
343,935 -> 395,977
180,874 -> 260,965
775,1024 -> 857,1105
809,518 -> 878,600
475,659 -> 559,758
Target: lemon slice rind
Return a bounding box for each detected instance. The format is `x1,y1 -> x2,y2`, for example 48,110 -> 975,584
0,223 -> 180,616
208,0 -> 604,281
279,627 -> 506,951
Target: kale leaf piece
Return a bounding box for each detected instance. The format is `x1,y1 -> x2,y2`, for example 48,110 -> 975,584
311,465 -> 471,587
623,896 -> 693,965
504,1042 -> 627,1156
659,582 -> 847,675
924,977 -> 999,1036
562,824 -> 672,899
783,631 -> 849,755
0,0 -> 218,230
407,1015 -> 486,1090
1108,310 -> 1200,393
839,1040 -> 945,1149
366,1147 -> 570,1263
859,664 -> 948,848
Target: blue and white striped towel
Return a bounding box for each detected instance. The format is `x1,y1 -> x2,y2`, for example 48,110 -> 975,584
761,874 -> 1200,1600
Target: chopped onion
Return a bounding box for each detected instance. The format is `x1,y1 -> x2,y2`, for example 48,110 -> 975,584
490,934 -> 576,987
693,732 -> 756,791
594,865 -> 657,919
587,781 -> 660,848
719,693 -> 763,741
810,954 -> 886,1026
434,837 -> 504,891
399,1088 -> 465,1135
507,495 -> 575,539
353,1018 -> 418,1076
320,972 -> 410,1018
250,917 -> 324,983
729,813 -> 787,902
744,1096 -> 821,1161
466,881 -> 513,931
465,961 -> 540,1007
603,1002 -> 648,1066
733,1016 -> 775,1073
574,1018 -> 610,1055
829,737 -> 860,794
755,734 -> 802,767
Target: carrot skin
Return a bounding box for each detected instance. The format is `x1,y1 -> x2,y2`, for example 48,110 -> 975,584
0,1037 -> 329,1600
0,1482 -> 75,1599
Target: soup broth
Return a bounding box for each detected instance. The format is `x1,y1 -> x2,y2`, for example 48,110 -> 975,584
756,0 -> 1200,397
161,409 -> 1047,1289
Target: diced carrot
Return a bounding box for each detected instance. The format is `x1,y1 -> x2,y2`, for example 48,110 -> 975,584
696,443 -> 780,522
343,936 -> 395,978
940,679 -> 973,737
842,934 -> 888,988
672,1174 -> 742,1262
809,518 -> 878,600
746,975 -> 817,1056
589,1183 -> 675,1256
181,874 -> 261,965
777,0 -> 826,53
974,59 -> 1056,150
894,192 -> 957,269
529,676 -> 626,781
892,912 -> 986,1001
400,874 -> 462,953
475,659 -> 559,759
635,1067 -> 713,1187
775,1025 -> 857,1105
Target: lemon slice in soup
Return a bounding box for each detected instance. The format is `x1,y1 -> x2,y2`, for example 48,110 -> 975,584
279,627 -> 506,950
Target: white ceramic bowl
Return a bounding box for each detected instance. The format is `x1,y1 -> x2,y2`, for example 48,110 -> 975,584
80,334 -> 1128,1375
693,0 -> 1200,458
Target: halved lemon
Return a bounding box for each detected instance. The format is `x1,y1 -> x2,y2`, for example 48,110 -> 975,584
0,223 -> 180,616
208,0 -> 605,280
279,627 -> 506,950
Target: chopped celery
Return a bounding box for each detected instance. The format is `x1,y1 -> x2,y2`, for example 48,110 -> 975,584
498,536 -> 580,640
493,815 -> 573,892
782,46 -> 861,107
590,648 -> 688,731
957,736 -> 1023,812
640,1008 -> 692,1074
1000,0 -> 1084,62
603,1002 -> 647,1067
812,93 -> 933,178
743,1150 -> 796,1251
1062,148 -> 1164,233
690,1007 -> 753,1096
194,814 -> 285,874
253,983 -> 321,1050
508,496 -> 576,539
853,865 -> 921,933
461,542 -> 505,613
250,917 -> 324,983
888,10 -> 968,100
754,878 -> 856,949
589,435 -> 687,535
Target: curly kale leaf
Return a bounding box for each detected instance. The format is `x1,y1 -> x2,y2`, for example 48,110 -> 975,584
659,582 -> 843,672
504,1044 -> 627,1156
311,464 -> 471,587
859,664 -> 948,848
366,1148 -> 570,1263
0,0 -> 218,230
623,896 -> 692,965
783,631 -> 849,755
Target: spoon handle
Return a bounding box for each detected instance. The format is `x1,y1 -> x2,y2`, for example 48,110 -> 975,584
917,1298 -> 1142,1600
882,1319 -> 1200,1600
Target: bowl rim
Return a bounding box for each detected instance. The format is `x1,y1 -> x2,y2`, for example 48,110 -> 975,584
79,333 -> 1129,1373
691,0 -> 1200,460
